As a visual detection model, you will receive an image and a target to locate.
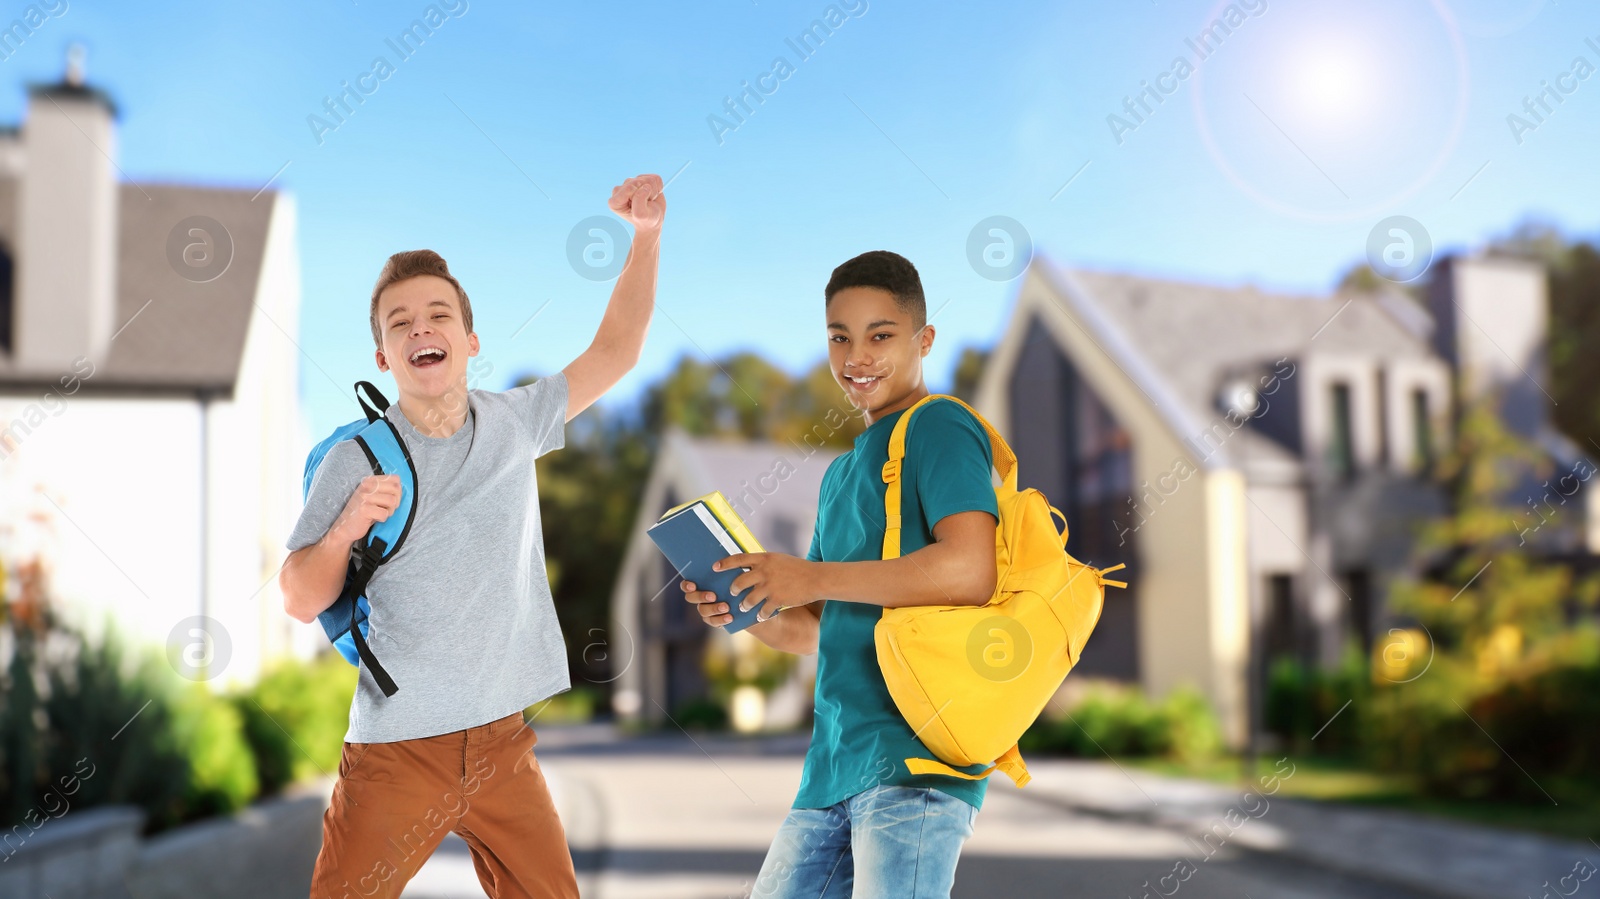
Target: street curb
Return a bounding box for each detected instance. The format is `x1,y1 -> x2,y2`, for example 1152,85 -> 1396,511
1002,786 -> 1469,899
1001,768 -> 1589,899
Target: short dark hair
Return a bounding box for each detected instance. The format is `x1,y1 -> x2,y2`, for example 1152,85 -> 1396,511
824,250 -> 926,330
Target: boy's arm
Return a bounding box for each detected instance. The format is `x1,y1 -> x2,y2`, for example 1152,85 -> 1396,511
749,603 -> 823,654
281,474 -> 401,623
719,510 -> 998,613
682,508 -> 994,652
562,174 -> 666,423
281,533 -> 356,624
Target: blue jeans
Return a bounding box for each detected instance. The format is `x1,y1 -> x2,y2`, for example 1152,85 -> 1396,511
751,785 -> 978,899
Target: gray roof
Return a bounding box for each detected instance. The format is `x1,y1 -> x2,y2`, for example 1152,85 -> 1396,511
0,183 -> 276,396
1065,266 -> 1435,370
662,430 -> 842,554
1038,259 -> 1438,469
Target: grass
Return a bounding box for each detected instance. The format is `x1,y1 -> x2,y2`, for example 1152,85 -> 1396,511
1124,754 -> 1600,843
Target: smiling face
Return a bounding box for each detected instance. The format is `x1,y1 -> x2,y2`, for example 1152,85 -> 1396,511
826,285 -> 934,421
374,274 -> 480,404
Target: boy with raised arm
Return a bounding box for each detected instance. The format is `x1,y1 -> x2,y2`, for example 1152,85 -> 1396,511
281,174 -> 664,898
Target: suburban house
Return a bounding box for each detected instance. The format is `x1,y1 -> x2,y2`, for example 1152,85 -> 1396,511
972,253 -> 1597,744
0,59 -> 310,688
609,429 -> 841,730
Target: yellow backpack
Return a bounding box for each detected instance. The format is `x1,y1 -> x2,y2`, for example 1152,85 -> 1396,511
874,394 -> 1127,788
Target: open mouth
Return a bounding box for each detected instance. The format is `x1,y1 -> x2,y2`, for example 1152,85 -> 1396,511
408,346 -> 448,368
845,373 -> 882,390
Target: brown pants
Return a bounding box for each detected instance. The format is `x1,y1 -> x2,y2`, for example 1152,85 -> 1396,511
310,712 -> 579,898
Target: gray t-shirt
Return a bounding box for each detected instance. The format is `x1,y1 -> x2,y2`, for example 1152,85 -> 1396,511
287,372 -> 570,743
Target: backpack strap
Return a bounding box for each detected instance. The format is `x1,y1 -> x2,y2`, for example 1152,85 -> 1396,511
880,394 -> 1019,560
880,396 -> 1031,785
354,381 -> 391,424
337,404 -> 417,699
903,743 -> 1032,788
342,537 -> 400,697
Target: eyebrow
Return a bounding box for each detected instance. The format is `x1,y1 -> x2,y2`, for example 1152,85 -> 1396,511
827,318 -> 899,330
386,299 -> 452,323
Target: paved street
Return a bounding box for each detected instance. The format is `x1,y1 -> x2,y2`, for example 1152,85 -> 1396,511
400,728 -> 1436,899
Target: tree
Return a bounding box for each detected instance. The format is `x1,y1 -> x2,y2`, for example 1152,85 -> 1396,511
1370,389 -> 1600,799
950,346 -> 989,403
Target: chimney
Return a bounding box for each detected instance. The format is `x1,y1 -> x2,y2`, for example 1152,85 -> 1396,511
1425,253 -> 1550,440
15,44 -> 120,373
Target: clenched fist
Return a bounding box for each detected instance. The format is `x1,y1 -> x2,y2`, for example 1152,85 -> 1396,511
329,474 -> 402,546
609,173 -> 665,233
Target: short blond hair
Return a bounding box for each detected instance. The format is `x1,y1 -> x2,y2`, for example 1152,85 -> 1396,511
369,249 -> 474,349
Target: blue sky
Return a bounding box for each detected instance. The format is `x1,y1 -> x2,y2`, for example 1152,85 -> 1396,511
5,0 -> 1597,438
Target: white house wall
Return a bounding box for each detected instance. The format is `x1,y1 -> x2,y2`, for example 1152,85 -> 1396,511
1447,258 -> 1548,404
1383,357 -> 1452,476
1247,483 -> 1310,574
0,194 -> 306,692
212,191 -> 312,690
1300,354 -> 1384,473
0,398 -> 206,655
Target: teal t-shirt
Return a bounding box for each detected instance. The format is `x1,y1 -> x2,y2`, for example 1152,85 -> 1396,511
792,397 -> 1000,811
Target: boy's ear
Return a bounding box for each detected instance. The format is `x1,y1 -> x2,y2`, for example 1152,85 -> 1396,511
466,332 -> 480,357
375,348 -> 390,373
919,323 -> 936,357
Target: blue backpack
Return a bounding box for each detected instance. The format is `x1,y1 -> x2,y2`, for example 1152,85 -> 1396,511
301,382 -> 416,697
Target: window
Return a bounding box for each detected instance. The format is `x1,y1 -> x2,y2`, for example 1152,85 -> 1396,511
1008,317 -> 1139,682
0,243 -> 13,355
1343,568 -> 1373,654
1263,574 -> 1296,664
1375,368 -> 1390,468
1328,382 -> 1354,479
1410,388 -> 1433,473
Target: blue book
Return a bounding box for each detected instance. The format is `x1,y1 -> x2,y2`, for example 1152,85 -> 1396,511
647,492 -> 779,634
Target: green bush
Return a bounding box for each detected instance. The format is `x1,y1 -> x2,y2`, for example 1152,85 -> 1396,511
526,685 -> 601,725
6,607 -> 369,832
1264,647 -> 1369,757
1483,630 -> 1600,777
25,623 -> 252,825
233,653 -> 357,796
172,684 -> 258,818
1020,684 -> 1221,761
671,696 -> 729,730
1364,628 -> 1600,801
30,626 -> 202,831
1159,686 -> 1224,763
1361,393 -> 1600,800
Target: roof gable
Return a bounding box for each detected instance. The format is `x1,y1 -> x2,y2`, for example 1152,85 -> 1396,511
0,184 -> 275,395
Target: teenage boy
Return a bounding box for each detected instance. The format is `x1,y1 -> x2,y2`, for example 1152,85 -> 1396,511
681,250 -> 999,898
282,174 -> 665,898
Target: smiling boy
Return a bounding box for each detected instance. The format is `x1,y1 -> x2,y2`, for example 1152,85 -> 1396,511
282,174 -> 664,898
681,250 -> 999,898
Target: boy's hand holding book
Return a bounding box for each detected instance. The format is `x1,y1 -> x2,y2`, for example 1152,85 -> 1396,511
720,552 -> 824,614
681,552 -> 823,627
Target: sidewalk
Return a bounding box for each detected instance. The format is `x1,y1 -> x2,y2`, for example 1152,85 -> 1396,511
110,724 -> 1590,898
534,726 -> 1595,899
1007,758 -> 1596,899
